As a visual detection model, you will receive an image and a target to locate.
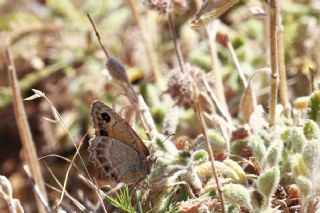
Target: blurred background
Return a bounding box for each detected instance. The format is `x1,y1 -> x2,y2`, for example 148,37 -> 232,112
0,0 -> 320,211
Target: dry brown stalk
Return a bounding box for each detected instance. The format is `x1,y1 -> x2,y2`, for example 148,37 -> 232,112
217,33 -> 248,88
4,39 -> 47,213
277,5 -> 290,117
87,14 -> 110,59
269,0 -> 279,126
194,87 -> 225,213
126,0 -> 164,86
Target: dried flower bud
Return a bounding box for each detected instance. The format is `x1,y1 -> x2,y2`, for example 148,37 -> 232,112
106,57 -> 129,84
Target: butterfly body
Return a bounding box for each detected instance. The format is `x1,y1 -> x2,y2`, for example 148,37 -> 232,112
89,100 -> 152,184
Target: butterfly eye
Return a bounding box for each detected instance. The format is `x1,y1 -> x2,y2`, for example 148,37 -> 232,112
101,112 -> 111,123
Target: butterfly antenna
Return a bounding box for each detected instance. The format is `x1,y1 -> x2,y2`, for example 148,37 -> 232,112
163,133 -> 175,142
87,13 -> 110,59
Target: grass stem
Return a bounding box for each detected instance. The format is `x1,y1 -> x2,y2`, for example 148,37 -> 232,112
4,39 -> 47,213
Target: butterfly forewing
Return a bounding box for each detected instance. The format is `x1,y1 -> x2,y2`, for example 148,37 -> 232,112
90,100 -> 149,156
88,100 -> 151,184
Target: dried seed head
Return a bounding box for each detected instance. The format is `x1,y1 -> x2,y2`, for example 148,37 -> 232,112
144,0 -> 188,15
106,57 -> 129,84
166,63 -> 205,109
144,0 -> 170,15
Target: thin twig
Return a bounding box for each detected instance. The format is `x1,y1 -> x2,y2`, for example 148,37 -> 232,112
168,12 -> 185,73
224,34 -> 248,88
194,87 -> 225,213
269,0 -> 279,126
309,67 -> 315,93
4,38 -> 48,213
87,14 -> 110,59
56,132 -> 88,206
23,165 -> 51,213
202,79 -> 233,127
45,164 -> 86,211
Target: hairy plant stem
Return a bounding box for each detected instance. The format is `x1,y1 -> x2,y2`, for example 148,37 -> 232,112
269,0 -> 279,126
194,87 -> 225,213
127,0 -> 164,86
277,6 -> 290,117
5,40 -> 47,213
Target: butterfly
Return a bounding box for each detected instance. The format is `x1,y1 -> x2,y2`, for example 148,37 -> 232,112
88,100 -> 152,184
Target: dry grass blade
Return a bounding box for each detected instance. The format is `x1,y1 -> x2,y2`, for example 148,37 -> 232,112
56,134 -> 88,206
240,80 -> 257,123
44,164 -> 86,211
216,33 -> 248,88
23,165 -> 51,212
3,37 -> 48,213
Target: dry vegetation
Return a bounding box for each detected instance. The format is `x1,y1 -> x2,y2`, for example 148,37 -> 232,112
1,0 -> 320,212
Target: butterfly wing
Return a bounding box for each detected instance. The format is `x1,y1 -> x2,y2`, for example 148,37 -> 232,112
89,136 -> 149,183
90,100 -> 150,157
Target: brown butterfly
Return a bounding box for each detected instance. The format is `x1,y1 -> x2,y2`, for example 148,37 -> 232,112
88,100 -> 152,184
